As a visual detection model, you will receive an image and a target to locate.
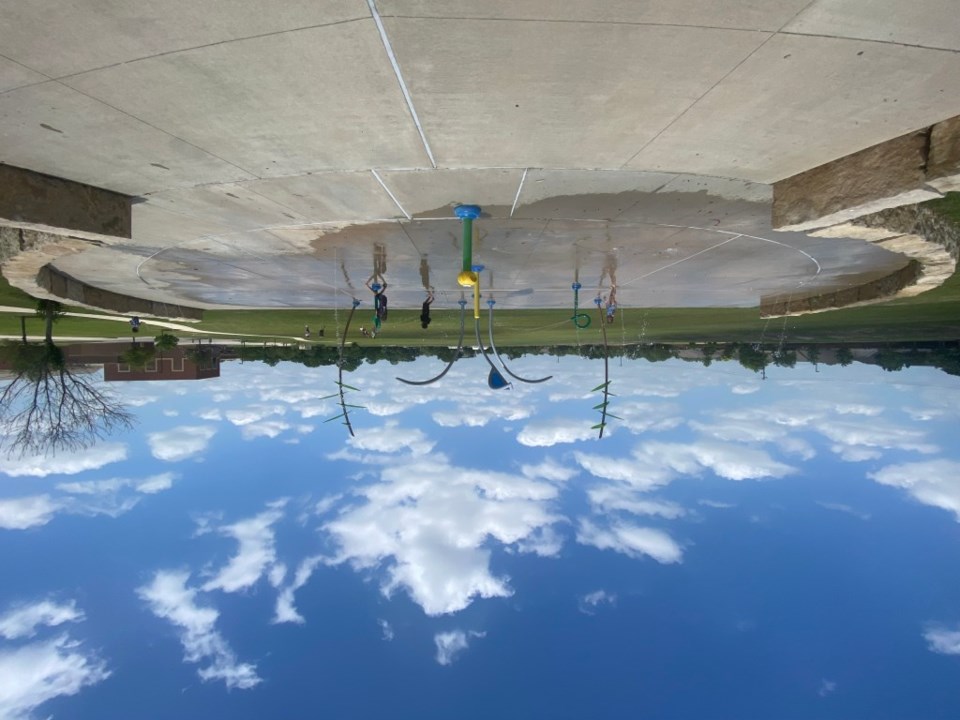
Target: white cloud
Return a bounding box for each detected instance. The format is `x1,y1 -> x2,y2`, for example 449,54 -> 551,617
819,420 -> 938,460
573,451 -> 671,489
698,499 -> 735,509
148,426 -> 216,462
818,679 -> 837,697
137,570 -> 260,689
578,590 -> 617,615
834,404 -> 882,416
240,421 -> 291,440
515,525 -> 565,557
272,556 -> 324,625
924,624 -> 960,655
731,384 -> 760,395
575,441 -> 793,490
124,394 -> 159,407
832,446 -> 882,462
778,437 -> 816,460
324,456 -> 561,615
433,404 -> 531,428
224,405 -> 285,426
904,407 -> 945,422
869,460 -> 960,520
434,630 -> 485,666
587,486 -> 686,519
641,441 -> 795,482
517,419 -> 597,447
203,502 -> 287,594
196,408 -> 222,421
0,495 -> 62,530
577,519 -> 683,564
378,619 -> 394,641
0,444 -> 127,478
54,472 -> 176,497
135,473 -> 176,494
0,600 -> 84,640
55,479 -> 127,495
346,421 -> 434,456
0,635 -> 110,720
521,459 -> 577,482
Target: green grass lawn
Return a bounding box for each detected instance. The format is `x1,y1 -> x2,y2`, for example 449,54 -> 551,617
0,274 -> 182,340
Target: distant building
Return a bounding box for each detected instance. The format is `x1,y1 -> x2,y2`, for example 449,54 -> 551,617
103,344 -> 221,382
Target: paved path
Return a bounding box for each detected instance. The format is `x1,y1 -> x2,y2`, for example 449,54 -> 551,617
0,306 -> 308,343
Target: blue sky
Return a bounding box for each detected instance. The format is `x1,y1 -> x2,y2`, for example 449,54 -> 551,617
2,353 -> 960,719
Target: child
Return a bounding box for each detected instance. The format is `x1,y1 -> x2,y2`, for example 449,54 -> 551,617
605,286 -> 617,324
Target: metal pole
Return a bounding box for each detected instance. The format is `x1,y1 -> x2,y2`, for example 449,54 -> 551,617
455,204 -> 481,273
462,216 -> 473,273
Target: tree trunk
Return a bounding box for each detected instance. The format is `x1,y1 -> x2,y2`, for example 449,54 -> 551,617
44,309 -> 54,344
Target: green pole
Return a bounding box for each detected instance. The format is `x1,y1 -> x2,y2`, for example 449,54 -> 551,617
462,217 -> 473,273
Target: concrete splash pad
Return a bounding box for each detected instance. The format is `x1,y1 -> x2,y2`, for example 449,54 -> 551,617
50,181 -> 910,311
3,3 -> 958,314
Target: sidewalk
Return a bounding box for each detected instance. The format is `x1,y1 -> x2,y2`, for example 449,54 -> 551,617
0,305 -> 308,343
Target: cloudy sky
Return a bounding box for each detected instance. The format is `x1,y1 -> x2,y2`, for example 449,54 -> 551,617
2,352 -> 959,719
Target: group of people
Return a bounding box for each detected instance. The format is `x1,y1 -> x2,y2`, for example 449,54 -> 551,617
360,277 -> 435,336
312,273 -> 618,340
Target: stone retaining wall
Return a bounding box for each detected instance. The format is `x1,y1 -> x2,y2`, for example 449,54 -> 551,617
1,225 -> 203,320
36,265 -> 203,320
760,260 -> 921,317
0,163 -> 131,237
851,205 -> 960,261
773,114 -> 960,232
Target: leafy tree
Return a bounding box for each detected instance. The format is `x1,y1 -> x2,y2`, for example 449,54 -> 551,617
876,348 -> 906,372
773,350 -> 797,368
185,345 -> 223,369
836,346 -> 854,366
120,343 -> 156,370
701,342 -> 719,367
154,332 -> 180,357
736,344 -> 769,374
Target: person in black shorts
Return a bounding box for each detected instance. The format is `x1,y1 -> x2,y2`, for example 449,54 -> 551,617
420,291 -> 434,329
366,278 -> 388,323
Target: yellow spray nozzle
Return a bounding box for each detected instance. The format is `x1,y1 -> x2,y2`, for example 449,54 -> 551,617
457,270 -> 478,288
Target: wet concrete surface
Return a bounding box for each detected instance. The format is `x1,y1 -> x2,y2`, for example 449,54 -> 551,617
52,191 -> 912,310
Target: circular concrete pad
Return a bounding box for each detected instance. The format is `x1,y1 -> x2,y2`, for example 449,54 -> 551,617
52,183 -> 909,310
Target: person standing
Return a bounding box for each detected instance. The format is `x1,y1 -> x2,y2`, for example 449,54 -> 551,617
605,285 -> 617,324
420,291 -> 434,329
366,278 -> 388,323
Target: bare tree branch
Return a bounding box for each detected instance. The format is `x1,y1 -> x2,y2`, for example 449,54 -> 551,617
1,340 -> 135,458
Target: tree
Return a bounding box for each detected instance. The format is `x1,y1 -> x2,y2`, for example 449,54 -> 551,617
737,344 -> 769,374
0,339 -> 134,458
701,342 -> 719,367
120,343 -> 156,370
772,350 -> 797,368
35,299 -> 64,343
836,346 -> 854,366
154,332 -> 180,358
877,348 -> 906,372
